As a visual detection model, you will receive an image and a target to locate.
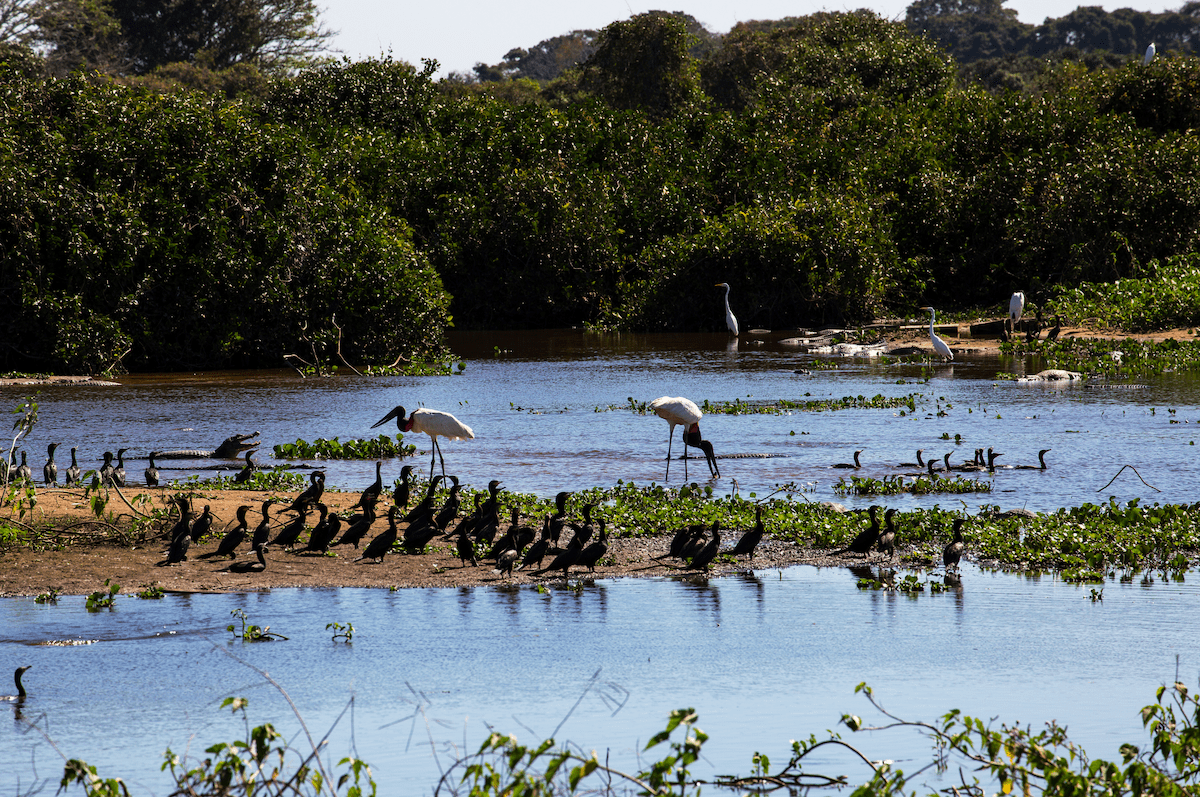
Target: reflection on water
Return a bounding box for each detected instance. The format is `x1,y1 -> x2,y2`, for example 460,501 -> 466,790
1,566 -> 1196,793
2,328 -> 1200,511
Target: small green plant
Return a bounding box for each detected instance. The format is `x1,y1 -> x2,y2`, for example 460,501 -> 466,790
326,621 -> 354,643
85,579 -> 120,611
35,587 -> 61,604
136,583 -> 165,599
227,608 -> 287,642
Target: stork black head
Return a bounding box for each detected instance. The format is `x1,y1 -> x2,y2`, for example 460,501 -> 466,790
372,405 -> 407,430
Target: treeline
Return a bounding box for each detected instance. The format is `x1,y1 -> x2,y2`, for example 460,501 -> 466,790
3,10 -> 1200,373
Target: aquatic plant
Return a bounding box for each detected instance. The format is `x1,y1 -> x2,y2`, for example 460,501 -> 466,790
227,608 -> 287,642
34,587 -> 61,604
833,474 -> 992,495
135,583 -> 165,599
599,394 -> 923,415
273,435 -> 414,460
1051,254 -> 1200,332
326,621 -> 354,643
85,579 -> 120,611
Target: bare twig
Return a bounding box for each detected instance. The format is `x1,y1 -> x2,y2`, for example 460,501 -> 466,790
1096,464 -> 1161,493
331,315 -> 363,377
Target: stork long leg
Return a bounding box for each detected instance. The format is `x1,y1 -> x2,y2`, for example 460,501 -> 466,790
435,439 -> 447,478
664,424 -> 674,480
681,428 -> 689,480
427,437 -> 438,480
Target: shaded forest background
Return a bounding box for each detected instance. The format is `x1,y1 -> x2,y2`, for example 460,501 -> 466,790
2,0 -> 1199,373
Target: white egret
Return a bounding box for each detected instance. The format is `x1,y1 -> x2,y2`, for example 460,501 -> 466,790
1144,42 -> 1156,65
919,306 -> 954,361
372,405 -> 475,479
649,396 -> 720,480
715,282 -> 738,336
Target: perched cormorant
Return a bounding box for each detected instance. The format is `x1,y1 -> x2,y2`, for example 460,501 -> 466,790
233,451 -> 256,484
113,448 -> 128,487
335,505 -> 376,549
877,508 -> 897,560
272,505 -> 309,550
577,519 -> 608,573
251,499 -> 276,552
357,506 -> 401,563
98,451 -> 115,486
350,461 -> 384,513
433,475 -> 461,533
392,464 -> 416,509
549,491 -> 570,544
145,451 -> 160,487
203,505 -> 252,559
943,519 -> 966,571
730,506 -> 766,561
283,470 -> 325,515
534,535 -> 582,580
300,504 -> 340,553
14,451 -> 31,483
43,443 -> 58,486
834,505 -> 881,557
189,504 -> 214,543
687,521 -> 721,571
455,523 -> 478,567
519,519 -> 552,570
65,447 -> 81,486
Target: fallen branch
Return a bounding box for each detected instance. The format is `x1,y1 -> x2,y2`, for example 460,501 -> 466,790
1096,464 -> 1161,493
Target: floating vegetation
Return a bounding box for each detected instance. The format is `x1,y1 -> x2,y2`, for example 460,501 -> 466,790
1002,336 -> 1200,378
363,359 -> 463,377
273,434 -> 415,460
857,572 -> 949,594
135,583 -> 165,599
228,608 -> 287,642
85,579 -> 120,611
834,475 -> 992,495
596,394 -> 923,415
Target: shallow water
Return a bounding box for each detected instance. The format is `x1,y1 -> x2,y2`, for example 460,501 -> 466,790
1,566 -> 1196,794
3,330 -> 1200,793
3,329 -> 1200,512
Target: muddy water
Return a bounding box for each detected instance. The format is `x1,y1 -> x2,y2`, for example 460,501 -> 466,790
3,329 -> 1200,512
1,566 -> 1196,793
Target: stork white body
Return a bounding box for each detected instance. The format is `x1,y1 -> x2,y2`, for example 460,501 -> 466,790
715,283 -> 738,336
919,306 -> 953,361
650,396 -> 708,479
373,405 -> 474,478
1009,292 -> 1025,326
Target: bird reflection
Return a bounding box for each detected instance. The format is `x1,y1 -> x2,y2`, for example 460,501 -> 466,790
457,585 -> 474,615
679,577 -> 721,621
735,571 -> 765,616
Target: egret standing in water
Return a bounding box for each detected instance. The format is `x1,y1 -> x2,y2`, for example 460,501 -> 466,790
715,283 -> 738,336
649,396 -> 720,480
919,306 -> 953,361
372,405 -> 474,479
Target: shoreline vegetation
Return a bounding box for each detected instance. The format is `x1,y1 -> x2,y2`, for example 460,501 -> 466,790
8,10 -> 1200,375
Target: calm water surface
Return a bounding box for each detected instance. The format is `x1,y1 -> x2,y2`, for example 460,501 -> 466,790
2,330 -> 1199,793
3,328 -> 1200,511
2,567 -> 1197,794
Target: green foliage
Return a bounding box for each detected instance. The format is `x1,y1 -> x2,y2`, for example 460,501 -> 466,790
1004,335 -> 1200,378
175,470 -> 308,492
85,579 -> 120,611
326,621 -> 354,643
273,435 -> 414,460
35,587 -> 61,603
1051,253 -> 1200,332
834,474 -> 993,495
136,583 -> 165,599
227,608 -> 287,642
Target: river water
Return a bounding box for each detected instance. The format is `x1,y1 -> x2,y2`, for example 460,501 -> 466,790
2,330 -> 1199,793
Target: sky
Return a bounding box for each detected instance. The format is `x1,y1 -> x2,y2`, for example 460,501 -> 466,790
321,0 -> 1178,77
